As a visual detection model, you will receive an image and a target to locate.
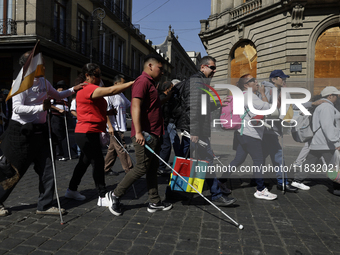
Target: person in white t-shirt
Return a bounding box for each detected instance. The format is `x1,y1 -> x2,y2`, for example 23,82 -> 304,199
104,75 -> 133,176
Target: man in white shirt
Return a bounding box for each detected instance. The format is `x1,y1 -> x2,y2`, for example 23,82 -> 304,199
0,51 -> 82,217
104,75 -> 133,176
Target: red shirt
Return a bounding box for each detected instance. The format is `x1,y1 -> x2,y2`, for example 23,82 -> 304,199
75,84 -> 107,133
131,71 -> 163,137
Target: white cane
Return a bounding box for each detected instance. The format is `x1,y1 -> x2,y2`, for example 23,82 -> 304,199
281,134 -> 285,193
44,79 -> 64,224
112,114 -> 137,199
63,104 -> 72,160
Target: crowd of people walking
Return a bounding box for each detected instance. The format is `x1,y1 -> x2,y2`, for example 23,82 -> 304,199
0,49 -> 339,219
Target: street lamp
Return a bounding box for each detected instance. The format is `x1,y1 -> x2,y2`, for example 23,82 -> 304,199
90,7 -> 106,63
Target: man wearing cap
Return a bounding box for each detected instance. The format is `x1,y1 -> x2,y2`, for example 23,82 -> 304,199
292,86 -> 340,193
259,70 -> 298,192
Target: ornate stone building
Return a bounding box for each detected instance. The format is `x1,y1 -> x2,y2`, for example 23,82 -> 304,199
0,0 -> 172,96
156,26 -> 199,81
199,0 -> 340,95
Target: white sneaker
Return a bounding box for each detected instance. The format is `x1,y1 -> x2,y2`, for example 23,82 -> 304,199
254,188 -> 277,200
65,189 -> 86,201
97,196 -> 110,207
291,181 -> 310,190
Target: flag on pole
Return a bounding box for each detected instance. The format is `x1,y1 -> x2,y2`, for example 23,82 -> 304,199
6,40 -> 44,101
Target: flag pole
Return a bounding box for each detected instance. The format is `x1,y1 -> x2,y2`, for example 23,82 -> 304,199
44,77 -> 64,225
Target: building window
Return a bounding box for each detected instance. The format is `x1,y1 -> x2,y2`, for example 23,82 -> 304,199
0,0 -> 13,35
98,32 -> 106,65
230,41 -> 257,79
117,39 -> 125,72
77,11 -> 87,55
54,0 -> 67,44
139,54 -> 144,74
109,35 -> 116,68
314,26 -> 340,95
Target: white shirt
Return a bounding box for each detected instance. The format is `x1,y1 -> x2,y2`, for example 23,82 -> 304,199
105,93 -> 131,132
51,97 -> 69,112
70,98 -> 77,119
238,91 -> 271,140
11,77 -> 74,124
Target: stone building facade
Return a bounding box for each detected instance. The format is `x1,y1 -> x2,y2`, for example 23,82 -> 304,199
199,0 -> 340,95
0,0 -> 173,96
156,26 -> 199,81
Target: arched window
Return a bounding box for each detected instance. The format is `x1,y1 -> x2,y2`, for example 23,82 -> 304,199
314,26 -> 340,95
230,41 -> 257,79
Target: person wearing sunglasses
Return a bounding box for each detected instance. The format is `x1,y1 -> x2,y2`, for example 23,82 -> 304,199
174,56 -> 237,207
65,63 -> 134,205
259,70 -> 298,192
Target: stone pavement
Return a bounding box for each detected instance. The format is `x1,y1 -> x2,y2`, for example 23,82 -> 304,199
0,131 -> 340,255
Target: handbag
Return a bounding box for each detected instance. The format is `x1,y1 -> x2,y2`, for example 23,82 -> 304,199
169,156 -> 208,193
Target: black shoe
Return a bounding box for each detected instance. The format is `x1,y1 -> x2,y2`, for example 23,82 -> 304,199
106,191 -> 122,216
333,190 -> 340,196
218,182 -> 232,195
147,201 -> 173,213
105,170 -> 119,176
277,184 -> 298,193
212,195 -> 237,207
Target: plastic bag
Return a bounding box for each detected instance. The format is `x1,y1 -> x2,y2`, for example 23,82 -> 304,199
328,150 -> 340,184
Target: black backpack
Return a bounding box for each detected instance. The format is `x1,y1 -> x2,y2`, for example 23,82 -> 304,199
170,81 -> 185,121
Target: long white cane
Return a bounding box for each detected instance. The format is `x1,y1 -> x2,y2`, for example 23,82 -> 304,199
44,79 -> 64,224
63,104 -> 72,160
112,114 -> 137,199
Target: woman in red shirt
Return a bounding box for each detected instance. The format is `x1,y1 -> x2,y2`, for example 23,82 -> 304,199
65,63 -> 133,206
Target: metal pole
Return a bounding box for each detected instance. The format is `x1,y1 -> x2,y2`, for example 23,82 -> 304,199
63,113 -> 72,160
44,77 -> 64,224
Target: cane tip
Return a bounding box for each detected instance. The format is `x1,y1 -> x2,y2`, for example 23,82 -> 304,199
238,224 -> 244,230
61,222 -> 64,225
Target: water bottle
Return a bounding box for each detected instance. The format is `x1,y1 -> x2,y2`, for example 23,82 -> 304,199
142,131 -> 153,144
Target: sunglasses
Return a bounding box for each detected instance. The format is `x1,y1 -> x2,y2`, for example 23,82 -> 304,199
246,78 -> 256,84
204,65 -> 216,71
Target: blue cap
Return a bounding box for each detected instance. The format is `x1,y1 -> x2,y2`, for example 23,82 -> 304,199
269,70 -> 290,79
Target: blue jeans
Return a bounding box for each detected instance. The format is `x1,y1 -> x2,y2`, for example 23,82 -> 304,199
188,137 -> 222,201
167,123 -> 181,156
262,134 -> 288,185
226,133 -> 265,191
159,124 -> 181,171
179,136 -> 191,158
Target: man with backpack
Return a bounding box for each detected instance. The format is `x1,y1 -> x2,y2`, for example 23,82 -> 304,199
292,86 -> 340,192
173,56 -> 237,206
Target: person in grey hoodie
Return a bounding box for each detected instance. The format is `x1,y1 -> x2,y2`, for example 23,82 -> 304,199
292,86 -> 340,194
258,70 -> 298,192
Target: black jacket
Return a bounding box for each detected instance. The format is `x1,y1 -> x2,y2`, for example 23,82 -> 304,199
176,71 -> 213,138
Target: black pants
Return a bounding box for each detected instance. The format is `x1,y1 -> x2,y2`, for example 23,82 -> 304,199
69,133 -> 107,197
0,121 -> 55,211
51,115 -> 66,156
